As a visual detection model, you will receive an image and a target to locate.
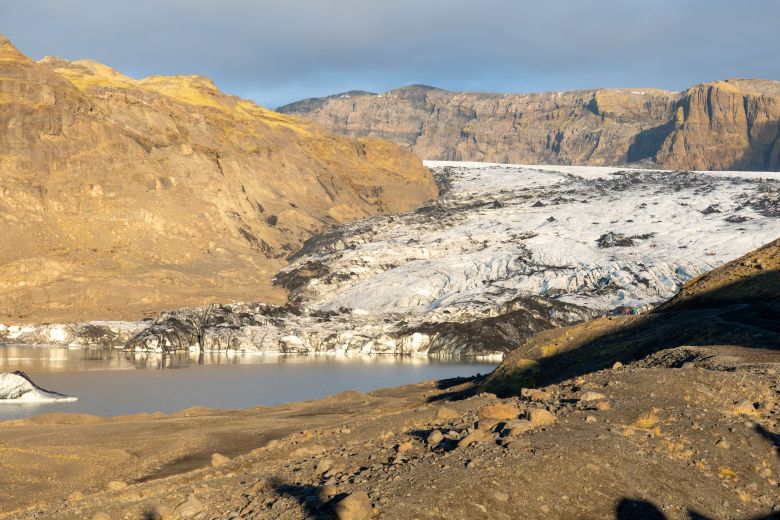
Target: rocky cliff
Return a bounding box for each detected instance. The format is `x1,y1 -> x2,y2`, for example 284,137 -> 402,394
0,36 -> 437,323
279,79 -> 780,171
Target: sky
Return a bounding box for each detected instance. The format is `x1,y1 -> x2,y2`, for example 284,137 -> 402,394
2,0 -> 779,108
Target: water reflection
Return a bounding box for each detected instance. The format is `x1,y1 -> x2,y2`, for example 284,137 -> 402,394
0,345 -> 496,420
0,345 -> 478,373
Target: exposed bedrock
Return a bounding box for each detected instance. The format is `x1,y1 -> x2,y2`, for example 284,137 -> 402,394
279,79 -> 780,171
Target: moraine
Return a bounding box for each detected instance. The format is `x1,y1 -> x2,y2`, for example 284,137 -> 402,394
2,162 -> 778,358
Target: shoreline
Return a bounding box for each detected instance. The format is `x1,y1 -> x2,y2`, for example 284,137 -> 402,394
2,341 -> 778,519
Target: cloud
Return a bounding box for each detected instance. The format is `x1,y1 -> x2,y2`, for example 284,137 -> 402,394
2,0 -> 778,107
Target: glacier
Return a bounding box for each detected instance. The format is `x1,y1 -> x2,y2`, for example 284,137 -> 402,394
2,162 -> 778,357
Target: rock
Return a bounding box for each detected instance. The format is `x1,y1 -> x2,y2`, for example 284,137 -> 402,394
106,480 -> 127,491
251,479 -> 270,493
716,439 -> 731,449
612,361 -> 623,370
478,403 -> 520,427
458,429 -> 486,447
333,491 -> 373,520
173,495 -> 203,518
579,392 -> 606,402
494,491 -> 509,502
595,401 -> 611,411
528,390 -> 551,402
319,485 -> 340,499
731,400 -> 759,416
435,407 -> 460,421
503,419 -> 534,437
316,458 -> 334,474
427,430 -> 444,446
585,415 -> 598,423
67,490 -> 84,502
211,453 -> 230,467
397,441 -> 414,453
527,409 -> 556,427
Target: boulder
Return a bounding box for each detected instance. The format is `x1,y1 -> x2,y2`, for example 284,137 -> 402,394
333,491 -> 373,520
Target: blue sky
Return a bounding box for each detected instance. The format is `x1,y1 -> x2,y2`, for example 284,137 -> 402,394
3,0 -> 778,108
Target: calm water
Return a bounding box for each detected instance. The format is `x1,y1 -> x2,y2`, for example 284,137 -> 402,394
0,346 -> 495,420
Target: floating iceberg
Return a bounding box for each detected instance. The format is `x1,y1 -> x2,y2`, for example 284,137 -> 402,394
0,371 -> 77,403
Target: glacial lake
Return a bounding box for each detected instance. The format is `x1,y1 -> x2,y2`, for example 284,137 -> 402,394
0,346 -> 496,420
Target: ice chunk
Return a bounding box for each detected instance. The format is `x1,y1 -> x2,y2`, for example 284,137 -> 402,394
0,371 -> 77,403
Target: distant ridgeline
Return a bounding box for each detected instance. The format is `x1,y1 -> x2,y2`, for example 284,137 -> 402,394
278,80 -> 780,171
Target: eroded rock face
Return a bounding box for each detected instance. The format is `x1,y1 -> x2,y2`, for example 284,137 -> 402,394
0,36 -> 437,324
279,80 -> 780,171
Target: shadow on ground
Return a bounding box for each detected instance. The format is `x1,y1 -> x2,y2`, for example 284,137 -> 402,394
488,267 -> 780,394
616,498 -> 780,520
270,477 -> 340,519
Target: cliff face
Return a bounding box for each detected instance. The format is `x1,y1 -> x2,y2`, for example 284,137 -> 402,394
0,36 -> 437,323
279,80 -> 780,171
655,80 -> 780,170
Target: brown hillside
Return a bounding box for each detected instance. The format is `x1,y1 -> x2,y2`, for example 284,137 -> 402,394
0,36 -> 437,323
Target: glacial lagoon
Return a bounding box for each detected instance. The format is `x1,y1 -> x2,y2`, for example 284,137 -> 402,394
0,346 -> 495,420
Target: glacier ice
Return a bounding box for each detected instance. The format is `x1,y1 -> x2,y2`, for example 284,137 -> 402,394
0,371 -> 77,403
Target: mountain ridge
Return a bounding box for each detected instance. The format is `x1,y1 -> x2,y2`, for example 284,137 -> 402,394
279,79 -> 780,171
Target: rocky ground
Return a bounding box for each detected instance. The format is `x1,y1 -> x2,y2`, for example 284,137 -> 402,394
1,345 -> 777,519
1,238 -> 778,519
0,234 -> 780,520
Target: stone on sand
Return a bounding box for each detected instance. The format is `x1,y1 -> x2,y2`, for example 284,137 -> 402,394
397,440 -> 414,453
211,453 -> 230,467
427,430 -> 444,446
580,391 -> 606,402
173,495 -> 203,518
503,419 -> 534,436
478,403 -> 519,427
527,408 -> 556,427
458,429 -> 486,447
435,407 -> 460,421
334,491 -> 373,520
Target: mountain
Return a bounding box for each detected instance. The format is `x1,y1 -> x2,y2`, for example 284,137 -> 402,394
0,36 -> 437,323
278,80 -> 780,171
